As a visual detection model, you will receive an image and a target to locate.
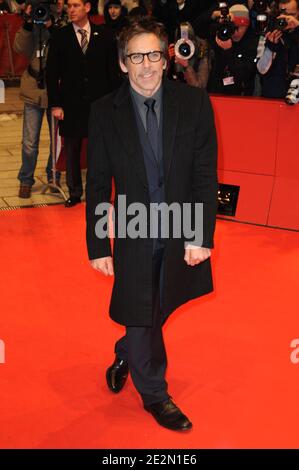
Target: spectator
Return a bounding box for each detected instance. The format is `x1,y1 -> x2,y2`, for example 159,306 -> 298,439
46,0 -> 122,207
257,0 -> 299,98
103,0 -> 128,36
153,0 -> 204,42
169,21 -> 211,88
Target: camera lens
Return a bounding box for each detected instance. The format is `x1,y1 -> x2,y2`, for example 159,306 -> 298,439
276,17 -> 288,30
35,6 -> 46,18
178,42 -> 191,57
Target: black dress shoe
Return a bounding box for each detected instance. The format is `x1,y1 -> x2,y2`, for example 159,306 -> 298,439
106,356 -> 129,393
144,398 -> 192,431
64,197 -> 81,208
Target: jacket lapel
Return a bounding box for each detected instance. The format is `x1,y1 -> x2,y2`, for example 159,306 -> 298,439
111,79 -> 180,190
85,22 -> 98,56
67,23 -> 84,57
112,80 -> 149,189
162,79 -> 179,186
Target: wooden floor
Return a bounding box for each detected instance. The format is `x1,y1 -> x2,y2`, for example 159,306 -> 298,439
0,86 -> 80,209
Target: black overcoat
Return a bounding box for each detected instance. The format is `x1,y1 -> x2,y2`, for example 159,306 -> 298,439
86,79 -> 218,326
46,22 -> 121,137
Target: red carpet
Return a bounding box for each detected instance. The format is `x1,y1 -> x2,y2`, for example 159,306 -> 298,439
0,205 -> 298,448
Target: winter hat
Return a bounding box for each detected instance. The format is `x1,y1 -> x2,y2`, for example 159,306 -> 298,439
229,4 -> 250,26
106,0 -> 122,7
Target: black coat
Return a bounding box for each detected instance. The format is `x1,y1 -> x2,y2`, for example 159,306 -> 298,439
153,0 -> 205,43
46,22 -> 121,137
208,28 -> 259,96
86,79 -> 218,327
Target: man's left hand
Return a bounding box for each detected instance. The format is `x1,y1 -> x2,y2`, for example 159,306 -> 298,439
184,247 -> 211,266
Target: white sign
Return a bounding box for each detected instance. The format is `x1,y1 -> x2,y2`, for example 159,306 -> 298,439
0,79 -> 4,104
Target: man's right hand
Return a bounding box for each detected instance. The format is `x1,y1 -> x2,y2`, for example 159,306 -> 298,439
51,107 -> 64,120
215,36 -> 232,50
265,30 -> 283,44
90,257 -> 114,276
24,4 -> 32,21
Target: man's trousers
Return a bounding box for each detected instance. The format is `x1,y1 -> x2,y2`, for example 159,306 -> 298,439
114,242 -> 169,406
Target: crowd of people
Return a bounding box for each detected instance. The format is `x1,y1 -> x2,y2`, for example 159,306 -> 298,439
4,0 -> 298,201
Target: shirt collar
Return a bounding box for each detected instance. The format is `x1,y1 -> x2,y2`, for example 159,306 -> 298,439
130,84 -> 163,109
73,21 -> 90,35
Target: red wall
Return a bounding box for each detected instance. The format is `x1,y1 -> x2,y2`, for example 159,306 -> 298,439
211,96 -> 299,231
0,14 -> 28,78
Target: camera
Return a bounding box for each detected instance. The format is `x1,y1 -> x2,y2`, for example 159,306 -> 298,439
252,0 -> 269,34
28,0 -> 57,24
174,23 -> 195,60
216,2 -> 237,41
252,0 -> 288,34
285,79 -> 299,105
267,8 -> 288,32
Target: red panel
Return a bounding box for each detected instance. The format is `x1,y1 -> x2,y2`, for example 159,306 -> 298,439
275,104 -> 299,179
0,14 -> 29,77
218,170 -> 274,225
211,96 -> 279,176
268,178 -> 299,230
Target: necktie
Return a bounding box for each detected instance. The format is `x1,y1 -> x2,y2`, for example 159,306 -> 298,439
144,98 -> 158,161
78,29 -> 88,54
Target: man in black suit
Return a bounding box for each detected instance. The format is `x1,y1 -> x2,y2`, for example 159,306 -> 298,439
86,17 -> 218,431
46,0 -> 121,207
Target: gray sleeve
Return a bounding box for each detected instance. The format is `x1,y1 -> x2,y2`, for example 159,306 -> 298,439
13,28 -> 34,59
257,45 -> 275,75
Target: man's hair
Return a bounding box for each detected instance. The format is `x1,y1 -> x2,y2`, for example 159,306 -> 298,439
118,16 -> 169,64
278,0 -> 299,9
67,0 -> 91,4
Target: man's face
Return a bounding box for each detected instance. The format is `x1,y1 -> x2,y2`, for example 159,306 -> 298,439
108,5 -> 121,20
56,0 -> 64,14
176,0 -> 185,5
279,0 -> 299,18
67,0 -> 90,23
120,33 -> 167,97
232,24 -> 248,42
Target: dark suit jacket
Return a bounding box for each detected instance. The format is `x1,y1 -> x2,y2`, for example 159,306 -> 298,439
46,22 -> 121,137
86,78 -> 218,327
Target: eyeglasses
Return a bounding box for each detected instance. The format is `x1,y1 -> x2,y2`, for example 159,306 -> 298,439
126,51 -> 164,64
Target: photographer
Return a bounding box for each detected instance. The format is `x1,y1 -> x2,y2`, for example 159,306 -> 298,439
168,22 -> 211,88
14,1 -> 68,199
207,4 -> 260,95
257,0 -> 299,98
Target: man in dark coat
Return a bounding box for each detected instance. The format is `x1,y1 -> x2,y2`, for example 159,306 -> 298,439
152,0 -> 205,43
46,0 -> 121,207
86,16 -> 218,431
